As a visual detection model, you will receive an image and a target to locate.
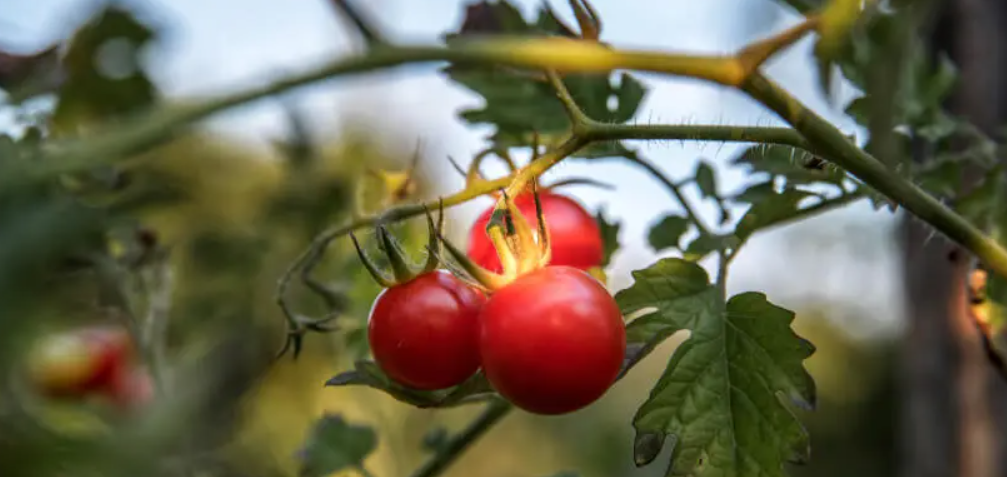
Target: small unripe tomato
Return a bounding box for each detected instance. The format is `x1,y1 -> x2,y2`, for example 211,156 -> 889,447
467,191 -> 603,273
26,326 -> 133,399
478,266 -> 625,415
368,270 -> 487,390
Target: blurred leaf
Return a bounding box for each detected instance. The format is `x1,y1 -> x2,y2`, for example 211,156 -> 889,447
616,258 -> 815,477
326,360 -> 495,408
682,233 -> 719,262
0,44 -> 63,102
443,0 -> 646,159
647,214 -> 690,252
912,159 -> 961,199
731,144 -> 846,188
693,160 -> 718,199
595,207 -> 620,267
53,6 -> 160,131
421,427 -> 450,453
953,165 -> 1005,227
813,0 -> 867,100
734,188 -> 815,243
298,414 -> 376,477
732,180 -> 777,204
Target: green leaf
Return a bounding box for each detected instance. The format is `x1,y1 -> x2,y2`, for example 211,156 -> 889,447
731,145 -> 846,188
731,181 -> 776,205
443,0 -> 646,159
595,207 -> 621,267
734,188 -> 814,243
616,258 -> 816,477
298,414 -> 377,477
682,234 -> 720,262
326,360 -> 495,408
53,6 -> 160,132
648,215 -> 690,252
694,161 -> 718,199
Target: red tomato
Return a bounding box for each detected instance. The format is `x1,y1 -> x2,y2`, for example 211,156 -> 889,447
478,266 -> 625,415
27,326 -> 134,398
467,191 -> 603,273
368,270 -> 487,390
106,366 -> 155,410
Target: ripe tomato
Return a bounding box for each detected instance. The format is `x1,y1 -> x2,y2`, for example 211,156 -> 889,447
478,266 -> 625,415
368,270 -> 487,390
107,366 -> 155,409
27,326 -> 134,398
467,191 -> 603,273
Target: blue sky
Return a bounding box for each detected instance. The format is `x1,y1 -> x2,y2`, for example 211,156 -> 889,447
4,0 -> 904,338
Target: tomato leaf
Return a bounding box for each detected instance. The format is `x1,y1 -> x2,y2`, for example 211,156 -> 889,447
53,6 -> 161,132
647,214 -> 690,252
733,188 -> 815,243
731,145 -> 846,188
325,360 -> 495,408
693,161 -> 718,200
681,234 -> 720,262
297,414 -> 376,477
616,258 -> 816,477
595,207 -> 621,267
442,0 -> 646,159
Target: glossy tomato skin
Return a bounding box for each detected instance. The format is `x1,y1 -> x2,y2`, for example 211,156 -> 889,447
467,191 -> 603,273
368,270 -> 487,390
479,266 -> 625,415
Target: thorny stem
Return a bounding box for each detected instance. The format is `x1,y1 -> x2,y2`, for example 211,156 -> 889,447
408,399 -> 513,477
741,71 -> 1007,279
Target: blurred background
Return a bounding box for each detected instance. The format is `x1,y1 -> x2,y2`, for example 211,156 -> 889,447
1,0 -> 1002,476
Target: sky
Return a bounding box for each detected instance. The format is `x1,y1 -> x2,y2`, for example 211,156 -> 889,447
2,0 -> 905,339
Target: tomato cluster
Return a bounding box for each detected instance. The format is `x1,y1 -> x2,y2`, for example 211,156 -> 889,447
26,326 -> 153,409
365,189 -> 625,415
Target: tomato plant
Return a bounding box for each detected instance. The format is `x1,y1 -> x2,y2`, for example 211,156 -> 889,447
467,190 -> 603,273
5,0 -> 1007,476
478,266 -> 625,415
367,270 -> 486,390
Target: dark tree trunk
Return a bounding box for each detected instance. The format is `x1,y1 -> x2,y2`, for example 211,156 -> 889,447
902,1 -> 1007,477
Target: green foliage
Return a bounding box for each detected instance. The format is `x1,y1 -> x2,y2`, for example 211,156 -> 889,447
298,415 -> 377,477
648,214 -> 691,252
443,0 -> 647,158
53,6 -> 160,131
617,258 -> 815,477
595,207 -> 621,267
326,360 -> 495,408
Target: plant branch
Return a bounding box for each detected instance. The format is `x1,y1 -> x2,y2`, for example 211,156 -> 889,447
583,123 -> 810,150
740,72 -> 1007,279
623,152 -> 715,238
408,399 -> 513,477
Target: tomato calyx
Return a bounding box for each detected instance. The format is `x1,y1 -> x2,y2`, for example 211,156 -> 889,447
350,201 -> 446,288
434,183 -> 555,293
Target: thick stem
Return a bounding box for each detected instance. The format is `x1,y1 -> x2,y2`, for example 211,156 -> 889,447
741,72 -> 1007,280
408,400 -> 513,477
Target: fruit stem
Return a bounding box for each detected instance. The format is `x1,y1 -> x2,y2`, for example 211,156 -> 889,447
349,232 -> 395,288
408,399 -> 513,477
376,225 -> 416,283
420,203 -> 445,274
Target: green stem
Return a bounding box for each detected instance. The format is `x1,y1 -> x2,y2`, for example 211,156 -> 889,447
408,399 -> 513,477
623,152 -> 714,238
741,72 -> 1007,279
584,123 -> 809,150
